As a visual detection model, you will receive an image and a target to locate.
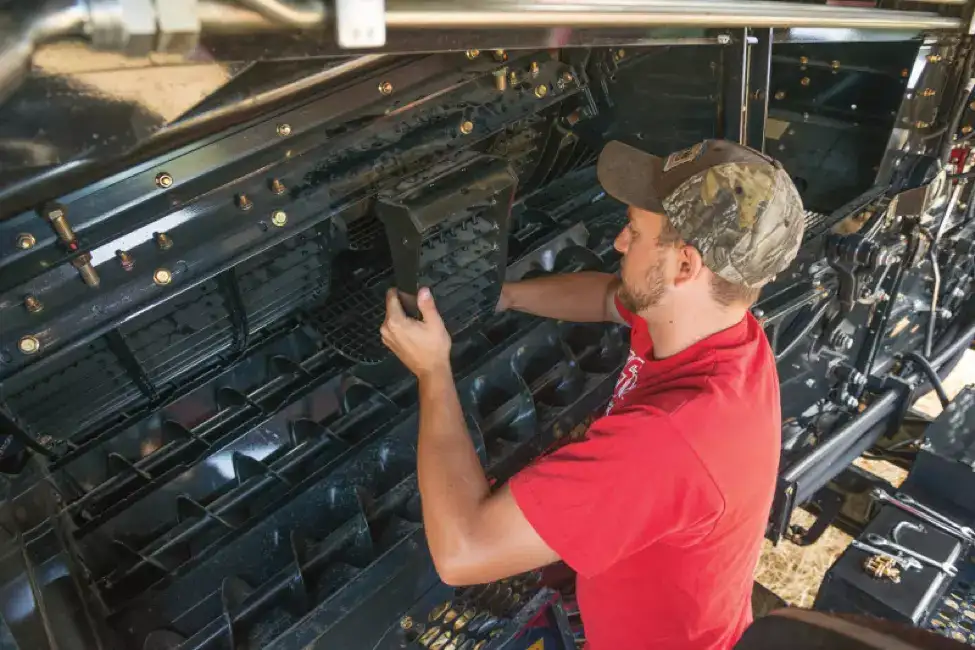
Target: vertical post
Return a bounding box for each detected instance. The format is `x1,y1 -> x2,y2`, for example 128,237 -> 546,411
720,29 -> 749,145
747,28 -> 774,153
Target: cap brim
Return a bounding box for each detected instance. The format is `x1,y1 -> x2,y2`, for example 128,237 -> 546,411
596,140 -> 667,213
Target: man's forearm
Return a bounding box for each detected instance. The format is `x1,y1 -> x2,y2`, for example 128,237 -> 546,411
416,365 -> 490,575
502,272 -> 620,322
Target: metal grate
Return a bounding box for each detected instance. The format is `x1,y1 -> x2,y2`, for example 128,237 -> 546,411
925,548 -> 975,643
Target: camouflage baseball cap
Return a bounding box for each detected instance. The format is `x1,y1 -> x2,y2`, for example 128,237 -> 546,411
596,139 -> 805,288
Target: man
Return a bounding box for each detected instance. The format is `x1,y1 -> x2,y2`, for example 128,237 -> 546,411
380,139 -> 805,649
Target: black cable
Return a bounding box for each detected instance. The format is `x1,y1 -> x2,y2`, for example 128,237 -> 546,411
774,300 -> 830,362
903,351 -> 951,408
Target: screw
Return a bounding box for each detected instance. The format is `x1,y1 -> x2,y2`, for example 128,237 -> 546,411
529,61 -> 539,77
235,193 -> 253,211
465,49 -> 479,59
71,253 -> 100,287
774,90 -> 786,100
155,172 -> 173,188
18,336 -> 39,355
271,210 -> 287,227
153,268 -> 172,286
116,249 -> 135,271
378,80 -> 393,95
534,84 -> 549,98
493,67 -> 508,92
24,295 -> 42,314
800,77 -> 811,86
41,202 -> 77,246
269,178 -> 287,195
155,231 -> 173,250
927,54 -> 943,63
15,233 -> 35,250
459,120 -> 474,135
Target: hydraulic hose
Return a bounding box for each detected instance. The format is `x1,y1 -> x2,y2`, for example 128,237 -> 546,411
902,351 -> 950,408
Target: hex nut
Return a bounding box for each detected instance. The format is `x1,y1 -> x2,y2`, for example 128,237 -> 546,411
155,172 -> 174,188
271,210 -> 288,227
18,336 -> 40,355
276,123 -> 292,137
16,233 -> 36,250
153,268 -> 173,286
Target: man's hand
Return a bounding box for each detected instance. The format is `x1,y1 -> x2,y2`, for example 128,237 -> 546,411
381,287 -> 452,380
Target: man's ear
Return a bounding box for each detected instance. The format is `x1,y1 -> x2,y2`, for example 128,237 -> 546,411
673,244 -> 705,287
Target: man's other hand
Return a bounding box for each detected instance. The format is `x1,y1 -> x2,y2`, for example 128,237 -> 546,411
381,287 -> 452,379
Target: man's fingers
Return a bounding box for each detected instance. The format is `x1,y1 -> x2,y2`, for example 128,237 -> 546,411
416,287 -> 444,327
385,287 -> 406,323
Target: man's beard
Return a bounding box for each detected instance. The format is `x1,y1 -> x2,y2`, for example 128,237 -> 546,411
618,258 -> 666,313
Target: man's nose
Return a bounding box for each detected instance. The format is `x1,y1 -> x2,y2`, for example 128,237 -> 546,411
614,228 -> 629,254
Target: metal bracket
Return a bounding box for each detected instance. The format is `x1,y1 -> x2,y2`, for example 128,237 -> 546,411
335,0 -> 386,48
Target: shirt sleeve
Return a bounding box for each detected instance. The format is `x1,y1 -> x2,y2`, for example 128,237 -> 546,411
613,294 -> 636,328
508,411 -> 724,577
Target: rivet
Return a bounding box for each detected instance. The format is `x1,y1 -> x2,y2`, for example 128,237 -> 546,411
271,210 -> 288,227
534,84 -> 549,98
235,193 -> 253,211
774,90 -> 786,100
18,336 -> 39,355
153,268 -> 173,286
155,232 -> 173,250
465,49 -> 479,59
800,77 -> 810,86
155,172 -> 173,188
378,81 -> 393,95
24,295 -> 43,314
493,67 -> 508,92
459,120 -> 474,135
276,123 -> 292,137
15,233 -> 36,250
269,178 -> 287,195
116,249 -> 135,271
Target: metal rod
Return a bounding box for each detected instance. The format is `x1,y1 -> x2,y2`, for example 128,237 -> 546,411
379,1 -> 963,30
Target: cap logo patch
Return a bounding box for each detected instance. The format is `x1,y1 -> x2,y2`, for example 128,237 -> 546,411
663,142 -> 704,172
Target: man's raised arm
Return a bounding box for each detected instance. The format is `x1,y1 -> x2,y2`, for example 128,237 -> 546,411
499,272 -> 626,324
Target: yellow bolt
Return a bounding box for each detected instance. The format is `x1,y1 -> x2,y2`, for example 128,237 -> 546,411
529,61 -> 540,77
378,81 -> 393,95
459,121 -> 474,135
774,90 -> 786,100
271,210 -> 288,227
276,123 -> 292,137
920,88 -> 936,97
18,335 -> 40,355
465,49 -> 479,59
493,49 -> 507,62
155,172 -> 173,188
508,70 -> 518,85
615,48 -> 625,60
799,56 -> 809,65
830,60 -> 841,71
23,295 -> 43,314
16,233 -> 35,250
493,67 -> 508,92
963,125 -> 973,135
534,84 -> 549,98
153,268 -> 173,286
915,120 -> 931,129
800,77 -> 811,86
400,616 -> 414,630
927,54 -> 943,63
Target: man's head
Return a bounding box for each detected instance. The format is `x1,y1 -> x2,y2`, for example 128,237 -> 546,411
597,139 -> 805,315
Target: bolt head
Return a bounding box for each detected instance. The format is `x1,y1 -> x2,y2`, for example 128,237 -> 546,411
155,172 -> 173,188
378,81 -> 393,95
716,35 -> 731,45
153,268 -> 173,286
774,90 -> 786,101
18,336 -> 39,355
465,49 -> 479,59
534,84 -> 549,99
24,295 -> 42,314
155,232 -> 173,250
800,77 -> 811,86
235,194 -> 253,211
530,61 -> 540,76
459,120 -> 474,135
15,233 -> 36,250
116,250 -> 135,271
269,178 -> 287,195
614,48 -> 625,60
400,616 -> 414,630
276,123 -> 292,137
271,210 -> 288,227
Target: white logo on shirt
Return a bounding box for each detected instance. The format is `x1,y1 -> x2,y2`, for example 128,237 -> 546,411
606,350 -> 644,414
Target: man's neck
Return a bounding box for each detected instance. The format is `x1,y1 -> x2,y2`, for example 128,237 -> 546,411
638,302 -> 748,359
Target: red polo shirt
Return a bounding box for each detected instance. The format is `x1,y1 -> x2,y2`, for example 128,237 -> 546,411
509,298 -> 781,649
